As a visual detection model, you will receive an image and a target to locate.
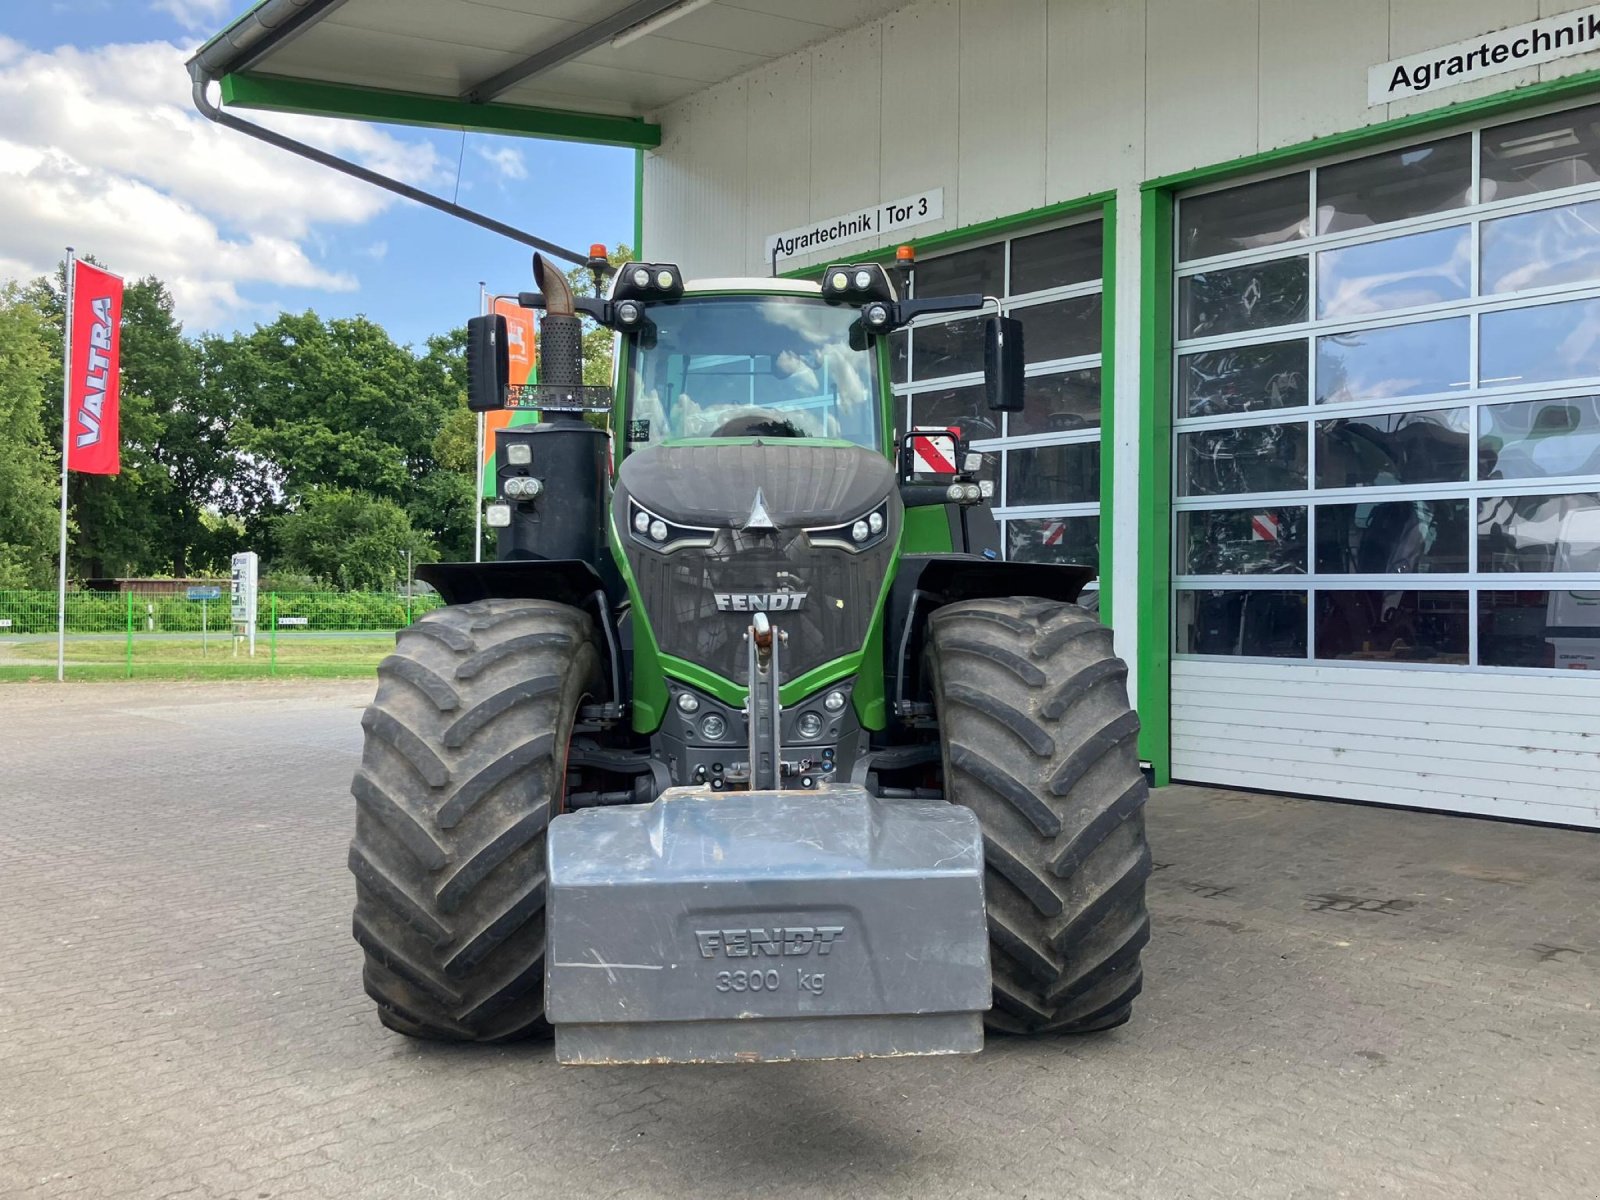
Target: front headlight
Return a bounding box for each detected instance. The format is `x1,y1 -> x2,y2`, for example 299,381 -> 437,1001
806,501 -> 891,552
625,499 -> 717,553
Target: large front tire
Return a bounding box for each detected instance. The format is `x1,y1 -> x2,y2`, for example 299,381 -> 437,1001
349,598 -> 602,1042
927,597 -> 1151,1034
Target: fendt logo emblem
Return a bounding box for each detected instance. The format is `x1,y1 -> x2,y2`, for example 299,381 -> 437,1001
714,592 -> 806,612
694,926 -> 845,958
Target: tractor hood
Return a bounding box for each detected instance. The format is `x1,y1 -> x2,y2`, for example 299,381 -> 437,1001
615,441 -> 894,529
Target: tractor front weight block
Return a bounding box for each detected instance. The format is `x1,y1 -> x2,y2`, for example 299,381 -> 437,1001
545,784 -> 990,1065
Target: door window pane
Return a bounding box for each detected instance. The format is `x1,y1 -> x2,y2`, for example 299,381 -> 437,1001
1478,590 -> 1600,668
911,314 -> 985,380
909,385 -> 997,443
1176,589 -> 1308,657
1316,136 -> 1472,233
1478,492 -> 1600,572
1482,103 -> 1600,201
1179,422 -> 1307,497
1179,256 -> 1308,338
1178,340 -> 1308,417
1314,499 -> 1469,574
1179,174 -> 1310,262
914,243 -> 1003,298
1006,443 -> 1099,506
1315,591 -> 1468,663
1006,515 -> 1099,571
1480,395 -> 1600,481
1178,507 -> 1306,575
1011,368 -> 1100,437
890,329 -> 908,384
1011,221 -> 1102,293
1317,226 -> 1470,318
1481,200 -> 1600,295
1315,408 -> 1470,489
1480,298 -> 1600,388
1015,294 -> 1101,362
1317,318 -> 1470,404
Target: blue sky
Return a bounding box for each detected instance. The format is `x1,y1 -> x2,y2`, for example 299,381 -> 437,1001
0,1 -> 635,348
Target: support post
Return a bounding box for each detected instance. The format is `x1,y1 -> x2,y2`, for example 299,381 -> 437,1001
56,248 -> 75,683
270,592 -> 277,675
125,589 -> 133,678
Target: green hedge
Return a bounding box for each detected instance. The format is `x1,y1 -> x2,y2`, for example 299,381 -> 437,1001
0,590 -> 442,636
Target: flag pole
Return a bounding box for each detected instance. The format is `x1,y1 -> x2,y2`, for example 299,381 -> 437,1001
56,248 -> 76,683
474,280 -> 487,563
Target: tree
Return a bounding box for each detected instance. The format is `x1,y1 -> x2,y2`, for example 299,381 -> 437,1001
274,488 -> 434,591
0,286 -> 58,587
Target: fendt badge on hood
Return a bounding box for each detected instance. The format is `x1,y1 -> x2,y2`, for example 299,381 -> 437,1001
714,592 -> 807,612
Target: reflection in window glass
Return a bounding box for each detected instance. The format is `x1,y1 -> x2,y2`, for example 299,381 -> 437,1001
890,329 -> 908,384
1481,200 -> 1600,295
1179,174 -> 1310,262
1316,136 -> 1472,233
911,315 -> 985,381
1006,515 -> 1099,571
1014,295 -> 1101,362
1317,318 -> 1470,404
1317,226 -> 1470,318
1178,340 -> 1308,417
1176,590 -> 1308,657
1178,507 -> 1306,575
1482,103 -> 1600,201
1179,257 -> 1308,338
909,385 -> 996,442
914,244 -> 1003,298
1480,298 -> 1600,388
1006,443 -> 1099,506
1315,408 -> 1470,488
1011,221 -> 1102,293
1314,499 -> 1468,574
1480,591 -> 1562,667
1478,492 -> 1600,572
1315,591 -> 1468,663
1011,369 -> 1100,437
1179,422 -> 1307,497
1480,395 -> 1600,481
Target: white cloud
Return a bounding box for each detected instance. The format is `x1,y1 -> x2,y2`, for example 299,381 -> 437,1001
476,145 -> 528,181
149,0 -> 234,34
0,38 -> 446,326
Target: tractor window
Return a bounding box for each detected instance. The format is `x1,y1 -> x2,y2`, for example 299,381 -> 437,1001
623,296 -> 880,454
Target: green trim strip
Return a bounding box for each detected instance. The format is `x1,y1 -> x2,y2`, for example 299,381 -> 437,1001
632,147 -> 645,253
1134,68 -> 1600,785
1096,197 -> 1116,622
1136,189 -> 1174,785
1143,68 -> 1600,193
220,73 -> 662,149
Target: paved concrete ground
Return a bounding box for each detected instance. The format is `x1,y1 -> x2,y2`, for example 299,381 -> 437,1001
2,680 -> 1597,1200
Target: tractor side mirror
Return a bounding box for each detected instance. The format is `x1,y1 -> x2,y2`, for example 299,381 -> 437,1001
466,313 -> 510,413
983,315 -> 1025,413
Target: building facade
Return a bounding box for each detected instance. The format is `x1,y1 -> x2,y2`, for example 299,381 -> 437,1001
639,0 -> 1600,827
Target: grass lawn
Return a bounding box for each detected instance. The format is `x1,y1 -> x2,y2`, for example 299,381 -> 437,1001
0,634 -> 395,681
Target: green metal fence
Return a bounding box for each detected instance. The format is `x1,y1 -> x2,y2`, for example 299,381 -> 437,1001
0,590 -> 442,680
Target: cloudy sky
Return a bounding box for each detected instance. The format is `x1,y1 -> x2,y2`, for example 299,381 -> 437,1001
0,1 -> 634,347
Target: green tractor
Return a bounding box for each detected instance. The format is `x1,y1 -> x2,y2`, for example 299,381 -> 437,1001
350,251 -> 1151,1064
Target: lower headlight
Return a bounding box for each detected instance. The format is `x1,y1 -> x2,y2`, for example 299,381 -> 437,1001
485,503 -> 511,528
796,712 -> 824,739
700,714 -> 727,741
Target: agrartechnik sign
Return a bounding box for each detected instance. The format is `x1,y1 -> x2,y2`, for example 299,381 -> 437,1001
764,188 -> 943,265
1371,6 -> 1600,106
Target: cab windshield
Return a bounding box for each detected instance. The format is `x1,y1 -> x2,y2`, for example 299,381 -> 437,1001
623,296 -> 880,454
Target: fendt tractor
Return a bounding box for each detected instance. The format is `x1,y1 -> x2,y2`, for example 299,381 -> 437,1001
350,250 -> 1151,1064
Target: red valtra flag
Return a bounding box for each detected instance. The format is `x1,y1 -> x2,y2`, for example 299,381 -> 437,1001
66,260 -> 123,475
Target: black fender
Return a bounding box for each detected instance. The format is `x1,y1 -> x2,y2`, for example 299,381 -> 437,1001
416,559 -> 625,711
883,555 -> 1098,723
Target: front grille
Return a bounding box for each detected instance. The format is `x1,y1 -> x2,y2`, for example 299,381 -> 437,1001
627,527 -> 892,685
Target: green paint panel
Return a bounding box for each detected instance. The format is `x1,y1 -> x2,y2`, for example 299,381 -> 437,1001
220,73 -> 661,149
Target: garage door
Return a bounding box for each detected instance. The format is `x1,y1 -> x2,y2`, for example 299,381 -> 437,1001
892,216 -> 1106,585
1170,100 -> 1600,827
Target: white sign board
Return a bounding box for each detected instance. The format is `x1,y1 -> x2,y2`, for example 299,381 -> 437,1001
230,550 -> 259,656
764,188 -> 943,264
1370,7 -> 1600,106
277,616 -> 309,626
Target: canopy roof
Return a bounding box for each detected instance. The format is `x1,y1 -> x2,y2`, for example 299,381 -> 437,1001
191,0 -> 902,149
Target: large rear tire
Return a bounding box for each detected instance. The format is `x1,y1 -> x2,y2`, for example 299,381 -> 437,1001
927,596 -> 1151,1034
349,598 -> 602,1042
